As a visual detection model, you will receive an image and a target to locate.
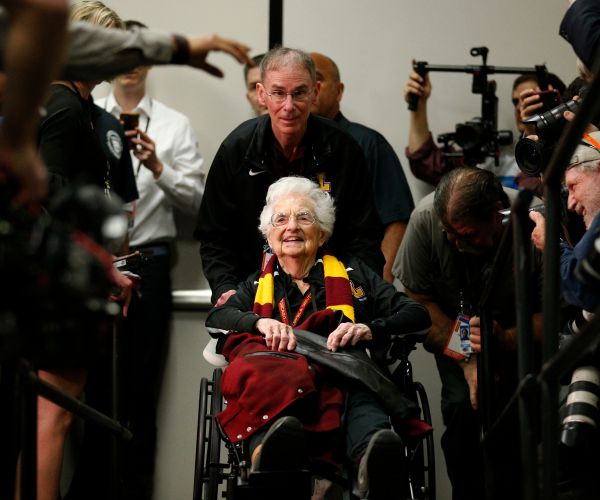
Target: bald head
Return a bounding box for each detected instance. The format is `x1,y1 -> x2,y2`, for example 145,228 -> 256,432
435,168 -> 507,225
434,167 -> 508,254
310,52 -> 344,119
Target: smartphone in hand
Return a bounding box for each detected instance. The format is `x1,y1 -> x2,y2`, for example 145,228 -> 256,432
120,112 -> 140,131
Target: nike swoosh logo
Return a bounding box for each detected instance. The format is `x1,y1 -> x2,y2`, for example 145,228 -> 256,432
248,169 -> 266,176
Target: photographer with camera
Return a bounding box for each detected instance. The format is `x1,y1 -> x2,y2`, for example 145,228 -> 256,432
528,131 -> 600,500
529,132 -> 600,311
393,166 -> 544,500
403,66 -> 565,190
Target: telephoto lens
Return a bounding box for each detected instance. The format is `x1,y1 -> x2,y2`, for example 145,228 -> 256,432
526,99 -> 580,137
561,366 -> 600,448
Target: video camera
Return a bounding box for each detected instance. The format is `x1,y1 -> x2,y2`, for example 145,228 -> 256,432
0,184 -> 128,364
408,47 -> 549,166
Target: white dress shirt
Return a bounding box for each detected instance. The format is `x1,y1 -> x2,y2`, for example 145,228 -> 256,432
98,93 -> 205,247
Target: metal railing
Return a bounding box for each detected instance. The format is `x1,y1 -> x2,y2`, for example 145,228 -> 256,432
480,59 -> 600,500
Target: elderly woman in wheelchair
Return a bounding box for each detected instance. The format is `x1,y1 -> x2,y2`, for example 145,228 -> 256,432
204,176 -> 432,499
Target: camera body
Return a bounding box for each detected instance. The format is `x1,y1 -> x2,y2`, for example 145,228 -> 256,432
515,98 -> 581,177
0,184 -> 127,364
453,118 -> 513,165
536,89 -> 562,113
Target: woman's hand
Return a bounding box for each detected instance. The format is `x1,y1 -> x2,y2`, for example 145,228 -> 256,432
326,323 -> 372,352
255,318 -> 296,351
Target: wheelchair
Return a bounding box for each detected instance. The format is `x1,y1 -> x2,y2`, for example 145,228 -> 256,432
193,330 -> 435,500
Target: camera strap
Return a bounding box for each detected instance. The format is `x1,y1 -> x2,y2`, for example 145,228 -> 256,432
583,132 -> 600,151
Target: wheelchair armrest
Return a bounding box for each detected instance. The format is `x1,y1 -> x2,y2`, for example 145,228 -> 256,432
389,327 -> 429,348
203,337 -> 229,368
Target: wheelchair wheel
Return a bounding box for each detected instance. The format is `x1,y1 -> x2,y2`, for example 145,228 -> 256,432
410,381 -> 435,500
193,369 -> 224,500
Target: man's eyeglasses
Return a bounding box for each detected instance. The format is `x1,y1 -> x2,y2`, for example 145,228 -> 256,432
265,88 -> 312,104
512,97 -> 520,108
270,210 -> 317,227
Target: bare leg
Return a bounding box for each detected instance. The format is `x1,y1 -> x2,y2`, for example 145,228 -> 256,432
34,368 -> 87,500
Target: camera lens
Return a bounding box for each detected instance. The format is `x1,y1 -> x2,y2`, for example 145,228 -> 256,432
515,137 -> 550,177
523,99 -> 580,139
496,130 -> 513,147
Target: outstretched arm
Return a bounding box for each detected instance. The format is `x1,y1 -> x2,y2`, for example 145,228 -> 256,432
60,22 -> 250,81
404,64 -> 432,153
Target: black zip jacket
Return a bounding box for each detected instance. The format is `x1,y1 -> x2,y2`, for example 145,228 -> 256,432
206,256 -> 431,345
194,114 -> 385,302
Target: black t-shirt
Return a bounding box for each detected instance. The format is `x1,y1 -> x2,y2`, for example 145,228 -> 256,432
91,104 -> 138,204
39,84 -> 107,200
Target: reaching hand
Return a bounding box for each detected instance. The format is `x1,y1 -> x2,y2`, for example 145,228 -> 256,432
187,34 -> 251,77
255,318 -> 297,351
326,323 -> 372,352
215,289 -> 237,307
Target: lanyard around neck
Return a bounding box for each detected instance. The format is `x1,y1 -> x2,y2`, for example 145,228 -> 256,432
278,292 -> 312,327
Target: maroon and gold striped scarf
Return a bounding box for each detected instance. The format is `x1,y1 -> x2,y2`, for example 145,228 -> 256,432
253,253 -> 355,322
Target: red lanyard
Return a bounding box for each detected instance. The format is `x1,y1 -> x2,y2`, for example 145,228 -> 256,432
278,292 -> 312,327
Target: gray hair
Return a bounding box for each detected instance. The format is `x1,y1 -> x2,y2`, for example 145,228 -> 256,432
259,177 -> 335,240
568,159 -> 600,175
260,47 -> 316,84
568,133 -> 600,173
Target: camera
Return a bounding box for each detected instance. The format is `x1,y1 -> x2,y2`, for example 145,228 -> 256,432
113,250 -> 152,276
0,184 -> 127,364
498,203 -> 544,225
515,98 -> 581,177
536,89 -> 562,113
451,117 -> 513,165
561,365 -> 600,448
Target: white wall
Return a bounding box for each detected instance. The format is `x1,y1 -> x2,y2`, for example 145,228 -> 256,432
91,2 -> 578,499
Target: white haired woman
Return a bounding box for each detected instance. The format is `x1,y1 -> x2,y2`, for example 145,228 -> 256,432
205,176 -> 431,498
